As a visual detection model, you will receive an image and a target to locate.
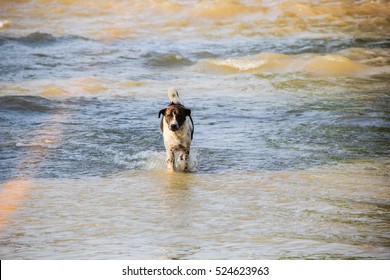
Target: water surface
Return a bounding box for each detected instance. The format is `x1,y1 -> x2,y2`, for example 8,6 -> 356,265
0,0 -> 389,259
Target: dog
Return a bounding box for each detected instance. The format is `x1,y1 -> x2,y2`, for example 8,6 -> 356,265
158,88 -> 194,171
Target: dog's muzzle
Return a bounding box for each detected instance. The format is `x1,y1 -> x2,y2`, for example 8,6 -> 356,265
170,124 -> 179,131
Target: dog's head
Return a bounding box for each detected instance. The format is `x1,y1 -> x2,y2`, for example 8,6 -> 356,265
159,104 -> 191,132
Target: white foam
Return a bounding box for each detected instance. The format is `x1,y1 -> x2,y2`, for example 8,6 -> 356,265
138,150 -> 166,170
111,150 -> 164,170
173,149 -> 198,172
131,149 -> 198,172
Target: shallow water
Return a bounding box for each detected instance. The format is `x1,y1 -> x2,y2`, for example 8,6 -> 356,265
0,0 -> 389,259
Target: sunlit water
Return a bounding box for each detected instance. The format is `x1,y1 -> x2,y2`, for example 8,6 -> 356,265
0,0 -> 389,259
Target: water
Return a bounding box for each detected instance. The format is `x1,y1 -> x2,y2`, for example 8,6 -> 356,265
0,0 -> 389,259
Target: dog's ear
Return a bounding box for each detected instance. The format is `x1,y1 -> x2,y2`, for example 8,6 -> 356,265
158,108 -> 166,118
184,108 -> 191,117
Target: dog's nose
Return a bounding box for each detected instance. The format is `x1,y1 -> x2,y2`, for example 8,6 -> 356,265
170,124 -> 178,131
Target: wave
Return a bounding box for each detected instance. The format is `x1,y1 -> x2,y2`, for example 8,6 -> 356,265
144,52 -> 193,68
0,32 -> 90,47
0,95 -> 55,113
198,51 -> 390,77
2,1 -> 390,40
249,38 -> 390,56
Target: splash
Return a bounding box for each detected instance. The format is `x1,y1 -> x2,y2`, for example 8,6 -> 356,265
173,149 -> 198,173
131,149 -> 198,172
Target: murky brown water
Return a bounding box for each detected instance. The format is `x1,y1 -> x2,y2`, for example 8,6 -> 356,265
1,162 -> 389,259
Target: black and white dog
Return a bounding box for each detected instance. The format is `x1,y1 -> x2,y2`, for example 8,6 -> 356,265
158,88 -> 194,171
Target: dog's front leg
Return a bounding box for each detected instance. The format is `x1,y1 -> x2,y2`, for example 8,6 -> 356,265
166,147 -> 175,171
180,149 -> 190,171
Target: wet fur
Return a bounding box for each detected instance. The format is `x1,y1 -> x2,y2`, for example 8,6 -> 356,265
159,98 -> 194,171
